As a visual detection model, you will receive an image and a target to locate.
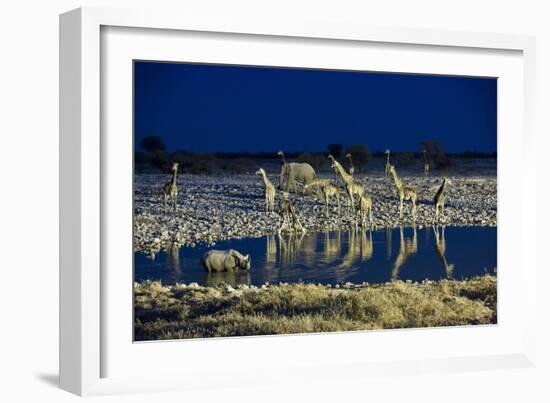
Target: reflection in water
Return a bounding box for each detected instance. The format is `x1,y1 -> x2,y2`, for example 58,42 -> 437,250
264,234 -> 278,283
266,234 -> 277,264
166,242 -> 181,274
433,225 -> 455,278
205,271 -> 251,287
335,228 -> 374,283
361,229 -> 373,261
300,231 -> 319,262
338,227 -> 362,270
386,227 -> 392,261
323,230 -> 341,262
391,226 -> 418,280
335,228 -> 360,283
278,231 -> 306,268
135,226 -> 496,287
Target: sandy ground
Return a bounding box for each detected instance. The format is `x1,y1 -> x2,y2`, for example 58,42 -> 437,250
134,168 -> 496,254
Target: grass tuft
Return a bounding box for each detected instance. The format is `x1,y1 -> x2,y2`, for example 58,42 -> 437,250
134,276 -> 496,341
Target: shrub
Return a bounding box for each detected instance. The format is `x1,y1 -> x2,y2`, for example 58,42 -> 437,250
327,144 -> 343,158
220,158 -> 254,174
139,135 -> 166,152
149,150 -> 171,171
187,155 -> 216,175
396,152 -> 416,167
434,153 -> 452,168
421,140 -> 452,169
134,152 -> 150,173
344,144 -> 370,172
297,153 -> 327,171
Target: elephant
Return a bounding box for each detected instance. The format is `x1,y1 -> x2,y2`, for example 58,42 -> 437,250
201,249 -> 251,272
278,162 -> 316,193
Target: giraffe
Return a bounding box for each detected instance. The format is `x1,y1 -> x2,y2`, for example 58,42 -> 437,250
163,162 -> 179,212
255,168 -> 276,212
433,178 -> 449,224
277,150 -> 287,190
423,149 -> 430,176
345,153 -> 355,176
433,225 -> 454,278
277,150 -> 287,164
358,193 -> 373,228
388,164 -> 417,221
328,155 -> 365,213
278,192 -> 305,234
384,149 -> 391,181
391,225 -> 418,280
304,179 -> 340,215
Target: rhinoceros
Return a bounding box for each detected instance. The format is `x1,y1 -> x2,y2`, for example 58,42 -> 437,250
201,249 -> 251,272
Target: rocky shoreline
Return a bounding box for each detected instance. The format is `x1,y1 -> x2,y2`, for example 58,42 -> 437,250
134,171 -> 496,254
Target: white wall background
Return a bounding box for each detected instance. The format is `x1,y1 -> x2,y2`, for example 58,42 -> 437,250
0,0 -> 547,401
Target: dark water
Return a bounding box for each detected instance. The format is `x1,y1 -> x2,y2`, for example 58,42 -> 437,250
134,226 -> 496,287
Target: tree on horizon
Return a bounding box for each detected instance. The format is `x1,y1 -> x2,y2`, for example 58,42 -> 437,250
327,144 -> 343,158
140,135 -> 166,153
344,144 -> 370,172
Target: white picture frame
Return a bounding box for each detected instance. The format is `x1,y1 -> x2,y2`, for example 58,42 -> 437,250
60,6 -> 537,396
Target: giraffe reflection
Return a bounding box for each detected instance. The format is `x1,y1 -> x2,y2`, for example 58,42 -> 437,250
135,227 -> 496,287
337,227 -> 362,271
278,231 -> 306,268
360,229 -> 374,261
299,231 -> 319,264
166,242 -> 181,274
391,226 -> 418,280
263,234 -> 278,283
323,230 -> 341,262
385,227 -> 392,260
433,225 -> 455,278
266,234 -> 277,264
336,227 -> 374,282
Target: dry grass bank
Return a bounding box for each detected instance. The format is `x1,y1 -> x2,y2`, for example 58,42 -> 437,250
134,276 -> 496,341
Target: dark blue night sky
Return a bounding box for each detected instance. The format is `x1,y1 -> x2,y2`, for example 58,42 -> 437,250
134,61 -> 496,153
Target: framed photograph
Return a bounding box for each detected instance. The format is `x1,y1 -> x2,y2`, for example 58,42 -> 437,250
60,7 -> 537,396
